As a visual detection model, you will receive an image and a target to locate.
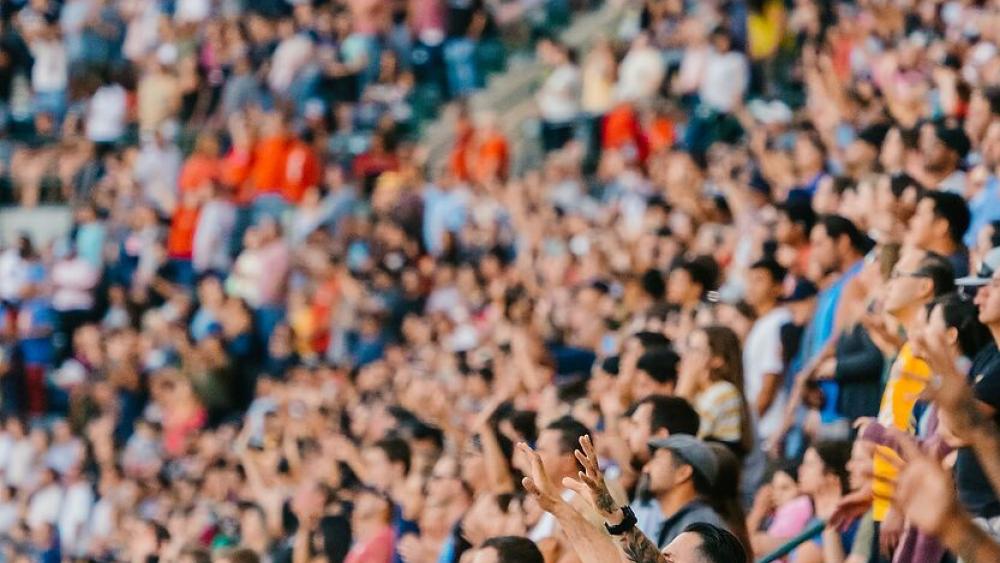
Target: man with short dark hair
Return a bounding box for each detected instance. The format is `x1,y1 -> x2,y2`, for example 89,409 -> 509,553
870,247 -> 956,557
529,416 -> 592,543
906,190 -> 971,277
634,347 -> 681,399
471,536 -> 544,563
623,396 -> 702,537
799,215 -> 873,423
743,257 -> 790,441
919,121 -> 970,193
667,522 -> 748,563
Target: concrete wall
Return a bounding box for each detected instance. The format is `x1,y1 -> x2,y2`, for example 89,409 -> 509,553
0,205 -> 73,246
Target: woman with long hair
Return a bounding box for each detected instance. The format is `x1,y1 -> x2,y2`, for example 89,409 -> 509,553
677,325 -> 756,459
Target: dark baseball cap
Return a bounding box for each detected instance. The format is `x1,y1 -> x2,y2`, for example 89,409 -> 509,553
780,277 -> 819,303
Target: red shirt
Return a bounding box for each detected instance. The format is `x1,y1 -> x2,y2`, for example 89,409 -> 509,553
251,135 -> 291,196
344,526 -> 393,563
166,205 -> 201,260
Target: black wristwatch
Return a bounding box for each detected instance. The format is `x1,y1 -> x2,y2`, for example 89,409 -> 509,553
604,505 -> 638,535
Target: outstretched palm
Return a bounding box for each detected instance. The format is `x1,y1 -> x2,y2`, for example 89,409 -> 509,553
518,442 -> 564,513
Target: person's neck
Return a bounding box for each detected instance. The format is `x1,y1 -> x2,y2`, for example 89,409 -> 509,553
353,517 -> 387,542
753,299 -> 778,318
656,485 -> 698,518
989,322 -> 1000,350
895,306 -> 920,337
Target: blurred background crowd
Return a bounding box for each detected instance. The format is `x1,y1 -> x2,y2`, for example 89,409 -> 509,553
2,0 -> 1000,562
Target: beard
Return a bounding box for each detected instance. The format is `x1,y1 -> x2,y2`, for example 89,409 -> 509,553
635,472 -> 654,503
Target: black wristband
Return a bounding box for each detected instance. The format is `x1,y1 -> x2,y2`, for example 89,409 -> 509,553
604,505 -> 638,536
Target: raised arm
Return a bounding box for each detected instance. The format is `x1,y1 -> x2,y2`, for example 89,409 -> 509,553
517,443 -> 628,563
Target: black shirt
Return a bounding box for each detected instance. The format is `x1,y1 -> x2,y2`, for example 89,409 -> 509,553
956,343 -> 1000,518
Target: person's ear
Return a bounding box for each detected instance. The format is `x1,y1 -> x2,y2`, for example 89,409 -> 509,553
946,326 -> 959,349
675,463 -> 694,486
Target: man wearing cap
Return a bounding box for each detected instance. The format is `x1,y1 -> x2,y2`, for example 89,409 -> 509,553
919,120 -> 971,194
954,247 -> 1000,541
637,434 -> 728,548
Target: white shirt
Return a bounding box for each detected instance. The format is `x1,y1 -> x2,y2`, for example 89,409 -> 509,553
30,39 -> 68,93
5,439 -> 35,488
698,50 -> 748,113
529,489 -> 575,541
537,64 -> 581,123
58,481 -> 94,555
743,307 -> 791,439
51,257 -> 99,312
616,46 -> 665,102
0,249 -> 28,302
0,501 -> 17,533
27,483 -> 64,528
86,84 -> 127,142
193,198 -> 237,273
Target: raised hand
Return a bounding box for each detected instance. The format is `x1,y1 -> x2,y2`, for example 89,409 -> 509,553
562,435 -> 618,520
889,431 -> 958,538
518,442 -> 565,513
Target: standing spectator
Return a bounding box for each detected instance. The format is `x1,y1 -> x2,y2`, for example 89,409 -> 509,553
536,38 -> 580,153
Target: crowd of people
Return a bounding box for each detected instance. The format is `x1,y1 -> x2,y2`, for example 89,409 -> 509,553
3,0 -> 1000,562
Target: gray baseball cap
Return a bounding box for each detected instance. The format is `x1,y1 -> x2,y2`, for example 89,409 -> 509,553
648,434 -> 719,486
957,247 -> 1000,287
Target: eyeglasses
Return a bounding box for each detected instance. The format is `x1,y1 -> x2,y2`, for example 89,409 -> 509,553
889,270 -> 930,280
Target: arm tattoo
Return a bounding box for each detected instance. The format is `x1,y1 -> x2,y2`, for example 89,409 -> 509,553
595,485 -> 617,515
618,528 -> 667,563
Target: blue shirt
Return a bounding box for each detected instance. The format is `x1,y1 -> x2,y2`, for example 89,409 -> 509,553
797,260 -> 863,422
422,185 -> 468,256
965,176 -> 1000,247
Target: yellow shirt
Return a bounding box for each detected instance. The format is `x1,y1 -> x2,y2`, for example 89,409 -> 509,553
748,0 -> 785,60
871,343 -> 931,521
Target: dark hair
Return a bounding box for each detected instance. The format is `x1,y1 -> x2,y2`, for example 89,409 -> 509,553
506,409 -> 538,444
674,257 -> 718,297
812,440 -> 851,494
374,437 -> 412,475
543,416 -> 592,456
218,548 -> 260,563
635,395 -> 700,436
705,442 -> 751,558
633,331 -> 672,350
749,257 -> 787,284
481,536 -> 544,563
817,215 -> 875,255
641,268 -> 666,300
929,294 -> 991,359
178,548 -> 211,563
889,172 -> 924,199
682,522 -> 749,563
919,191 -> 971,246
636,347 -> 681,385
701,326 -> 754,455
915,252 -> 957,297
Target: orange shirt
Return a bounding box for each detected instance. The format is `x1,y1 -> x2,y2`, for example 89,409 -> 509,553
602,103 -> 649,163
221,147 -> 254,204
472,132 -> 509,184
251,135 -> 290,197
647,117 -> 676,153
282,140 -> 321,204
179,154 -> 220,195
167,205 -> 201,259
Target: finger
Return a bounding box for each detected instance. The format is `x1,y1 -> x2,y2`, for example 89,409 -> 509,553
522,476 -> 540,496
562,476 -> 588,496
577,470 -> 600,490
891,429 -> 923,462
573,449 -> 596,474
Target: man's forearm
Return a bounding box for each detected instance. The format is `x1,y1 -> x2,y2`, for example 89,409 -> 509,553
756,373 -> 781,417
549,502 -> 627,563
617,527 -> 667,563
